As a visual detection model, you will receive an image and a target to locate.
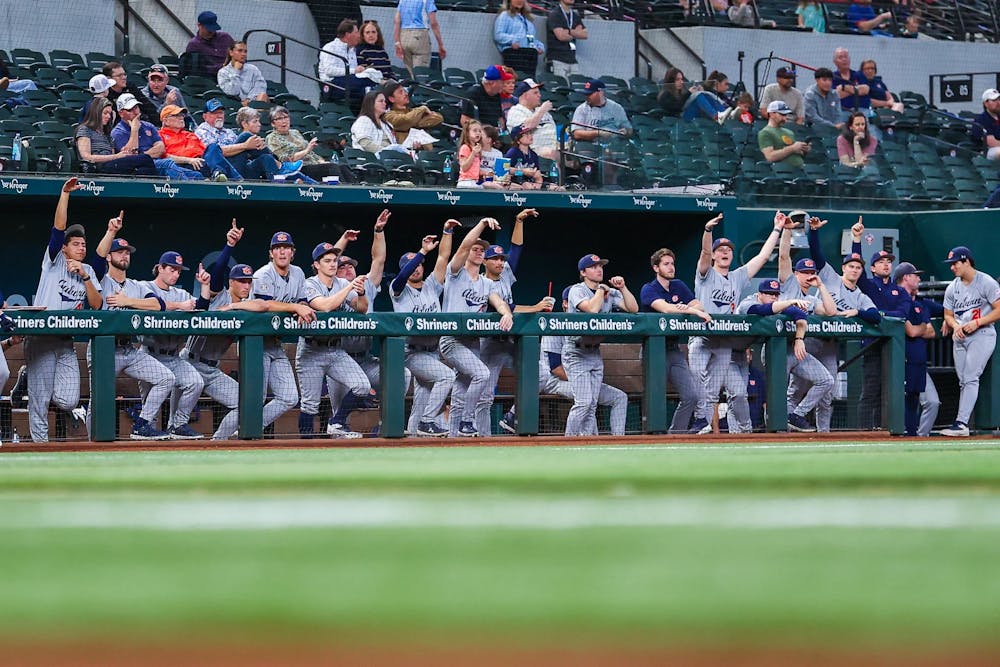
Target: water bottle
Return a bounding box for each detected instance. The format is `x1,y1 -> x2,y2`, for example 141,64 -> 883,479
12,427 -> 19,444
331,152 -> 339,165
443,156 -> 453,181
549,161 -> 559,183
11,133 -> 21,163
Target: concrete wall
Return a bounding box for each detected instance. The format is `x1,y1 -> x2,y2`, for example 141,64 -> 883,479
0,0 -> 115,57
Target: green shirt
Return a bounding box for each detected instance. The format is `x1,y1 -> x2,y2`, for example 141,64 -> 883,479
757,124 -> 803,169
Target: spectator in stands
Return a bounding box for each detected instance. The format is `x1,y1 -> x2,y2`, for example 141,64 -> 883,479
972,88 -> 1000,161
479,124 -> 507,188
383,81 -> 443,147
140,64 -> 188,116
571,78 -> 632,141
727,0 -> 776,28
706,71 -> 733,104
184,10 -> 236,78
457,120 -> 486,188
319,19 -> 370,107
80,74 -> 113,120
546,0 -> 587,79
804,67 -> 844,130
758,100 -> 809,168
796,0 -> 826,32
506,78 -> 558,159
460,65 -> 506,130
158,104 -> 243,181
832,47 -> 870,113
0,55 -> 38,95
837,111 -> 878,168
505,125 -> 544,189
499,66 -> 518,118
350,90 -> 404,155
682,78 -> 729,122
494,0 -> 545,76
267,105 -> 354,183
217,42 -> 269,106
860,60 -> 903,111
847,0 -> 894,35
900,11 -> 921,37
74,97 -> 158,176
658,67 -> 693,117
758,67 -> 804,124
393,0 -> 447,77
358,20 -> 394,81
730,92 -> 757,124
110,93 -> 204,181
196,103 -> 284,180
102,61 -> 159,124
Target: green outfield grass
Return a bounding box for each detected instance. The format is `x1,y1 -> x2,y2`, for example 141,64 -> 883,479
2,440 -> 1000,650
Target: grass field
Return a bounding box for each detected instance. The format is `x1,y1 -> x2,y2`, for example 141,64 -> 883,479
2,439 -> 1000,662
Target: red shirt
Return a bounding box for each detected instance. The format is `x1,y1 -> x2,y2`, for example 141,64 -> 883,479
160,127 -> 206,158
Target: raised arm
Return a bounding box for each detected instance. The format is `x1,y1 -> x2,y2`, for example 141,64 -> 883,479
744,211 -> 789,279
697,214 -> 724,277
806,216 -> 829,272
433,219 -> 461,284
368,209 -> 390,288
610,276 -> 639,313
210,219 -> 244,295
508,208 -> 535,273
450,217 -> 499,273
333,228 -> 360,254
96,211 -> 125,259
778,223 -> 794,282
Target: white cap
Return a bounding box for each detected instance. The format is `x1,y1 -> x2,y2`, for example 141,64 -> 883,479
115,93 -> 140,111
766,100 -> 793,115
983,88 -> 1000,102
88,74 -> 113,94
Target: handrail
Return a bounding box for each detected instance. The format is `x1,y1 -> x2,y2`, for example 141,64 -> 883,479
635,32 -> 666,82
655,26 -> 706,81
116,0 -> 193,57
752,55 -> 816,103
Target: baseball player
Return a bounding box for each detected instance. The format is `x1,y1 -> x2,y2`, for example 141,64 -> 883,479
739,278 -> 834,432
91,211 -> 175,440
390,219 -> 462,437
639,247 -> 710,434
182,220 -> 271,440
501,286 -> 628,435
440,218 -> 515,437
0,299 -> 22,411
296,241 -> 370,439
564,255 -> 638,436
137,251 -> 206,439
941,246 -> 1000,437
803,217 -> 882,432
252,232 -> 318,434
480,208 -> 554,436
26,178 -> 103,442
690,212 -> 789,435
324,212 -> 390,436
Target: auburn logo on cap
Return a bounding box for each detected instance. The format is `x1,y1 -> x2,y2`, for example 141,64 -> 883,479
948,251 -> 955,259
241,266 -> 252,276
803,259 -> 814,268
849,253 -> 860,260
879,251 -> 889,257
175,255 -> 183,265
323,242 -> 332,250
768,280 -> 779,290
492,246 -> 502,253
277,233 -> 289,242
118,238 -> 128,246
591,254 -> 600,261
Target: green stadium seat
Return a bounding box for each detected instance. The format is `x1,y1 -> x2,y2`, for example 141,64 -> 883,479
10,48 -> 47,69
48,50 -> 87,72
85,52 -> 116,71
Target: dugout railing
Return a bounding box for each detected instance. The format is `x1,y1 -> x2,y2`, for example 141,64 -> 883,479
8,311 -> 909,441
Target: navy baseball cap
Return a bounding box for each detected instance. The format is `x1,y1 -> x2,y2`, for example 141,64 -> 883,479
944,246 -> 973,264
514,78 -> 542,97
892,261 -> 923,283
578,253 -> 608,271
63,224 -> 86,242
561,286 -> 571,301
311,242 -> 339,262
842,252 -> 865,267
758,279 -> 781,294
270,231 -> 295,248
870,250 -> 895,265
204,98 -> 225,112
197,10 -> 222,32
399,251 -> 422,269
712,238 -> 734,251
484,244 -> 507,259
109,238 -> 136,253
229,263 -> 254,280
158,251 -> 188,270
579,79 -> 606,96
794,258 -> 816,273
338,255 -> 359,268
509,124 -> 531,141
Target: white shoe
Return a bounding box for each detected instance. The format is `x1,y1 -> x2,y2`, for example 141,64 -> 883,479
939,422 -> 970,437
327,422 -> 363,439
71,406 -> 87,422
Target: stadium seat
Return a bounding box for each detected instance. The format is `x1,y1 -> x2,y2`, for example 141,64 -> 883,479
48,50 -> 87,72
10,48 -> 47,69
85,52 -> 116,71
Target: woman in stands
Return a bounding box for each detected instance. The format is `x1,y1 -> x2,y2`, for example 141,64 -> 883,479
266,105 -> 352,183
494,0 -> 544,76
358,20 -> 394,81
658,67 -> 692,117
74,97 -> 158,175
350,90 -> 406,156
796,0 -> 826,32
837,111 -> 878,169
217,41 -> 269,106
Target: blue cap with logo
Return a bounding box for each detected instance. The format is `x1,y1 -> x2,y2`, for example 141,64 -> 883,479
578,253 -> 609,271
229,263 -> 254,280
399,251 -> 423,270
870,249 -> 896,266
944,246 -> 973,264
311,242 -> 338,261
758,279 -> 781,294
562,286 -> 571,301
270,231 -> 295,248
483,65 -> 503,81
204,98 -> 225,112
579,78 -> 606,95
712,238 -> 734,251
484,244 -> 507,259
158,251 -> 188,270
109,238 -> 136,253
842,252 -> 865,267
794,258 -> 816,273
197,10 -> 222,32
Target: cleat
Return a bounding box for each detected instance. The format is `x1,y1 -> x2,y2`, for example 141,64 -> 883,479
327,422 -> 363,439
131,418 -> 170,440
416,421 -> 448,437
690,417 -> 712,435
498,412 -> 517,434
940,422 -> 970,437
168,424 -> 204,440
457,421 -> 478,437
787,413 -> 816,432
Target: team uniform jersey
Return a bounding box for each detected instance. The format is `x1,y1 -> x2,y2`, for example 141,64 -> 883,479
35,248 -> 101,310
100,275 -> 152,311
565,282 -> 624,346
340,281 -> 379,354
490,263 -> 516,311
303,275 -> 356,310
253,263 -> 307,304
442,266 -> 498,314
778,276 -> 821,313
137,280 -> 194,352
818,264 -> 877,313
185,290 -> 235,362
695,265 -> 749,315
944,271 -> 1000,329
639,278 -> 695,312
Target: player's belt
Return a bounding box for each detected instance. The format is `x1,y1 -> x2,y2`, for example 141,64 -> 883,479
305,337 -> 341,347
574,342 -> 601,349
192,356 -> 219,367
115,336 -> 134,347
407,344 -> 438,352
148,345 -> 178,356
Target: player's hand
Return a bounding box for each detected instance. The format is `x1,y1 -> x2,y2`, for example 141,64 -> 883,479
7,335 -> 23,347
105,293 -> 126,307
481,217 -> 500,231
515,208 -> 539,223
804,274 -> 821,287
962,319 -> 980,335
226,218 -> 244,247
188,157 -> 205,170
772,211 -> 788,230
954,324 -> 966,340
108,210 -> 124,234
340,229 -> 361,243
293,303 -> 317,324
695,309 -> 712,322
351,276 -> 367,294
794,338 -> 807,361
499,312 -> 514,331
941,320 -> 952,337
421,235 -> 439,253
838,309 -> 859,318
792,299 -> 811,310
808,216 -> 828,230
443,218 -> 462,233
609,276 -> 625,290
194,263 -> 210,285
176,299 -> 196,312
62,177 -> 83,193
852,216 -> 865,238
374,209 -> 391,232
66,259 -> 86,277
538,296 -> 555,312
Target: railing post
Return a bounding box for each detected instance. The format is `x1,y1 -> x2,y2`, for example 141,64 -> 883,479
515,335 -> 540,435
642,335 -> 667,433
381,337 -> 406,438
764,333 -> 788,432
91,336 -> 117,442
883,321 -> 905,435
238,336 -> 264,439
975,334 -> 1000,430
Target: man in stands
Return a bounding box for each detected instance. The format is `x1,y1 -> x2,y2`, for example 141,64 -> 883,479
972,88 -> 1000,161
758,67 -> 804,125
832,47 -> 870,114
195,99 -> 284,179
804,67 -> 844,131
758,101 -> 810,168
460,66 -> 508,130
847,0 -> 893,35
111,94 -> 204,181
382,81 -> 443,146
318,19 -> 370,107
506,78 -> 558,159
158,104 -> 243,181
570,78 -> 632,186
102,61 -> 158,124
140,64 -> 188,115
184,10 -> 236,78
546,0 -> 587,79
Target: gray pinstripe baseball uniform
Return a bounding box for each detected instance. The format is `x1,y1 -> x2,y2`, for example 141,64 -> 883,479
184,289 -> 241,440
27,243 -> 102,442
944,271 -> 1000,425
252,262 -> 305,428
478,261 -> 516,435
327,280 -> 382,425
